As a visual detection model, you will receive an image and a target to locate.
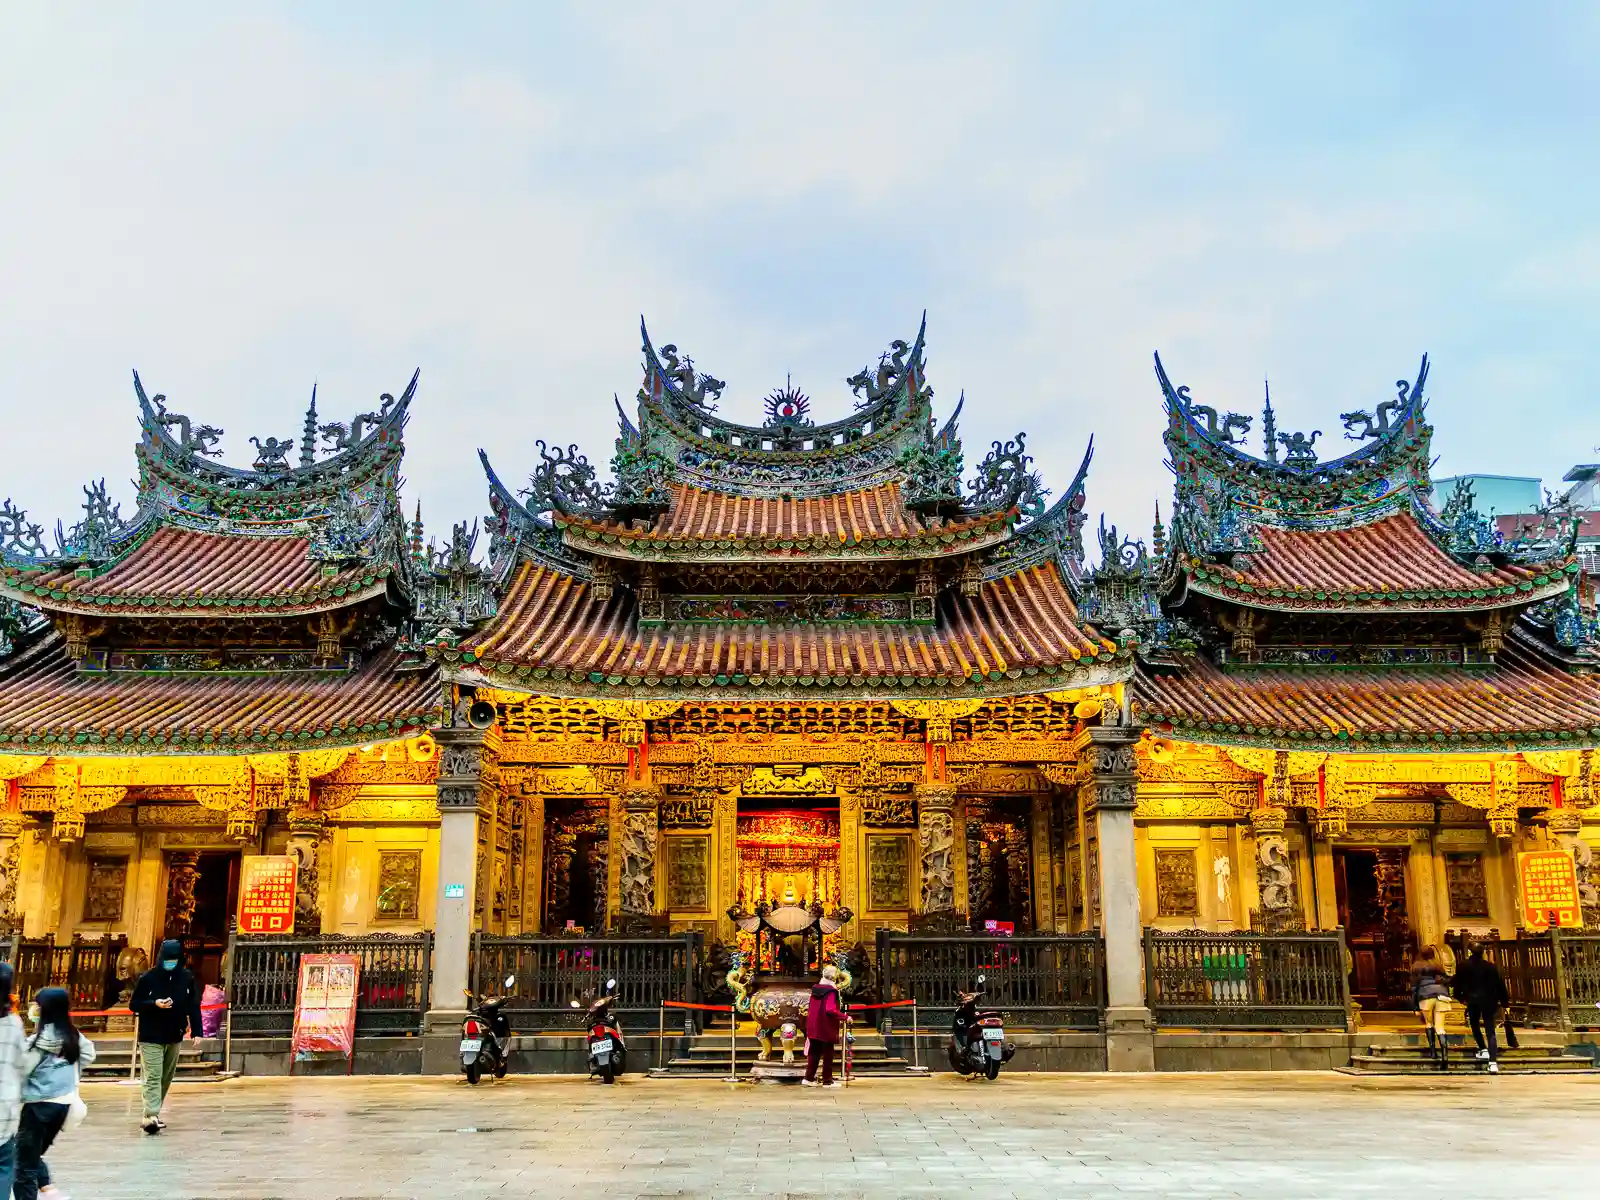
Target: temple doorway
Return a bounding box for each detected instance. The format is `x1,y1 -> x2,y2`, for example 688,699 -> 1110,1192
1334,847 -> 1415,1009
542,797 -> 610,934
735,803 -> 840,973
162,850 -> 240,989
966,799 -> 1034,933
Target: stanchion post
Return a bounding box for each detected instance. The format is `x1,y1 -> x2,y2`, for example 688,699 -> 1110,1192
727,1005 -> 738,1082
656,1003 -> 664,1073
912,1001 -> 920,1072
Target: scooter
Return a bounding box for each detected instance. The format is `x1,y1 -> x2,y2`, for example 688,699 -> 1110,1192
947,974 -> 1016,1080
461,973 -> 516,1085
572,978 -> 626,1083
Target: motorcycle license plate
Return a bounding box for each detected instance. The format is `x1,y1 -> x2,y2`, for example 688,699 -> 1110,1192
981,1028 -> 1005,1041
591,1038 -> 614,1053
459,1039 -> 482,1053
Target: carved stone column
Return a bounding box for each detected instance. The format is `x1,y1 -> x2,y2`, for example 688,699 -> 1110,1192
0,809 -> 26,933
1078,724 -> 1152,1071
615,783 -> 661,933
287,811 -> 325,936
1029,791 -> 1056,933
915,783 -> 960,928
426,723 -> 500,1039
163,851 -> 202,940
1248,806 -> 1300,932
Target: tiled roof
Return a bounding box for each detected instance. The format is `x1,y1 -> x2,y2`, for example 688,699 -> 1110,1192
1135,641 -> 1600,749
0,635 -> 440,752
1184,513 -> 1571,612
557,483 -> 1012,561
446,561 -> 1119,695
4,528 -> 391,617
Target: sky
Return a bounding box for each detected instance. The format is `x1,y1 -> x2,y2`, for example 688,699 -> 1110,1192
1,3 -> 1597,558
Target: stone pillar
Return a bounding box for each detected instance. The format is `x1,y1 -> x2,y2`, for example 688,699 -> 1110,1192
1548,809 -> 1599,929
0,809 -> 26,932
287,812 -> 325,935
1248,806 -> 1298,932
425,723 -> 499,1047
915,783 -> 960,928
1030,791 -> 1056,933
615,783 -> 661,934
1078,724 -> 1152,1071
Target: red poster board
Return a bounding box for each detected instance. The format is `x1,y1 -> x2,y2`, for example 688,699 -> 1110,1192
1518,850 -> 1582,930
290,953 -> 360,1072
238,855 -> 297,934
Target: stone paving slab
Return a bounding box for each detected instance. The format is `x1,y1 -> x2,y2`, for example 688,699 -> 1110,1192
57,1071 -> 1600,1199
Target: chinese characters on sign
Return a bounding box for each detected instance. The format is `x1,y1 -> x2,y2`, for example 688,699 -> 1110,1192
1517,850 -> 1582,930
290,953 -> 361,1072
238,855 -> 297,934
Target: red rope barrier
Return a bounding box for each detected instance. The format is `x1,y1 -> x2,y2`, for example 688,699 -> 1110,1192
661,1000 -> 734,1012
841,999 -> 916,1011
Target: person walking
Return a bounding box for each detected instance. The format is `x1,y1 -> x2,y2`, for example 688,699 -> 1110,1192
1455,944 -> 1511,1074
801,964 -> 843,1089
1410,945 -> 1454,1071
129,939 -> 204,1135
0,963 -> 28,1197
16,986 -> 93,1200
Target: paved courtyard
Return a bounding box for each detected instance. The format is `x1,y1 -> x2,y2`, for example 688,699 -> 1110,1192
65,1072 -> 1600,1199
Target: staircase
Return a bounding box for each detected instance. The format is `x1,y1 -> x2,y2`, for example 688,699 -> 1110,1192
1343,1031 -> 1597,1076
80,1037 -> 227,1082
651,1018 -> 916,1078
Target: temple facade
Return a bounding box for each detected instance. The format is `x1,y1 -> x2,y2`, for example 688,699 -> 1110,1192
0,321 -> 1593,1066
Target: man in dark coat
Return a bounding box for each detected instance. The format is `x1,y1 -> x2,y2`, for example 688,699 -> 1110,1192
802,965 -> 843,1088
1456,944 -> 1511,1072
129,939 -> 205,1134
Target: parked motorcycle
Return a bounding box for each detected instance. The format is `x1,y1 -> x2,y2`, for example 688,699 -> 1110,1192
947,974 -> 1016,1080
572,978 -> 626,1083
461,974 -> 516,1085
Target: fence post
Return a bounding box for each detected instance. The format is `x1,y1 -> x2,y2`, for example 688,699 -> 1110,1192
1550,927 -> 1573,1031
1140,928 -> 1156,1023
875,928 -> 891,1036
1335,925 -> 1354,1033
418,932 -> 434,1036
222,930 -> 237,1075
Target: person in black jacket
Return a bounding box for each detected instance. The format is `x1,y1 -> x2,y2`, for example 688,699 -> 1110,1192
1455,944 -> 1511,1073
129,939 -> 204,1135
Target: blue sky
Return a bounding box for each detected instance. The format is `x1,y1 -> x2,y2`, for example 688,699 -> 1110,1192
2,3 -> 1597,553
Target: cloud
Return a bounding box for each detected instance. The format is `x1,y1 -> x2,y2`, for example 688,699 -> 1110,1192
0,2 -> 1595,567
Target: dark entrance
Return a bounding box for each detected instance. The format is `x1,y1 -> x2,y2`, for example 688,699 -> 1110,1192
162,850 -> 240,990
1333,847 -> 1414,1009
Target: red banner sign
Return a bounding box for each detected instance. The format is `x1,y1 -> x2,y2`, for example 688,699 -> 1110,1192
291,954 -> 360,1070
238,855 -> 297,934
1518,850 -> 1582,930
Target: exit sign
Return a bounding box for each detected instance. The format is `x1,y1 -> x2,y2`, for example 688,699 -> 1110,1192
444,883 -> 466,899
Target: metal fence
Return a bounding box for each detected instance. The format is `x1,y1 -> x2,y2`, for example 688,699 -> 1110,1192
1143,928 -> 1350,1029
1481,930 -> 1600,1030
226,932 -> 433,1037
470,933 -> 704,1031
874,931 -> 1106,1030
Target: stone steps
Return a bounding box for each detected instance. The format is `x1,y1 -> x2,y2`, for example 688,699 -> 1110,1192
652,1028 -> 915,1078
79,1038 -> 226,1081
1344,1044 -> 1597,1076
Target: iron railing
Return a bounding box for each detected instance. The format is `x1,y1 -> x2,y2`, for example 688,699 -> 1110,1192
1480,930 -> 1600,1030
874,931 -> 1106,1030
226,932 -> 433,1037
470,933 -> 703,1031
1143,928 -> 1350,1029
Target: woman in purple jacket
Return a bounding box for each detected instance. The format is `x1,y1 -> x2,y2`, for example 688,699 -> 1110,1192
802,965 -> 843,1088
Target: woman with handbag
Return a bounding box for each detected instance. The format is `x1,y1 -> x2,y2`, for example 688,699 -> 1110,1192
15,987 -> 93,1200
1410,946 -> 1454,1072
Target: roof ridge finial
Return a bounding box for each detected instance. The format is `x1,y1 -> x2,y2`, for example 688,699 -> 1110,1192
1152,500 -> 1166,560
299,382 -> 319,468
410,498 -> 426,562
1261,378 -> 1279,464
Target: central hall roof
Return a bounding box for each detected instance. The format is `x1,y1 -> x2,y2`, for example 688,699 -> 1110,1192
441,560 -> 1122,701
556,482 -> 1014,562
